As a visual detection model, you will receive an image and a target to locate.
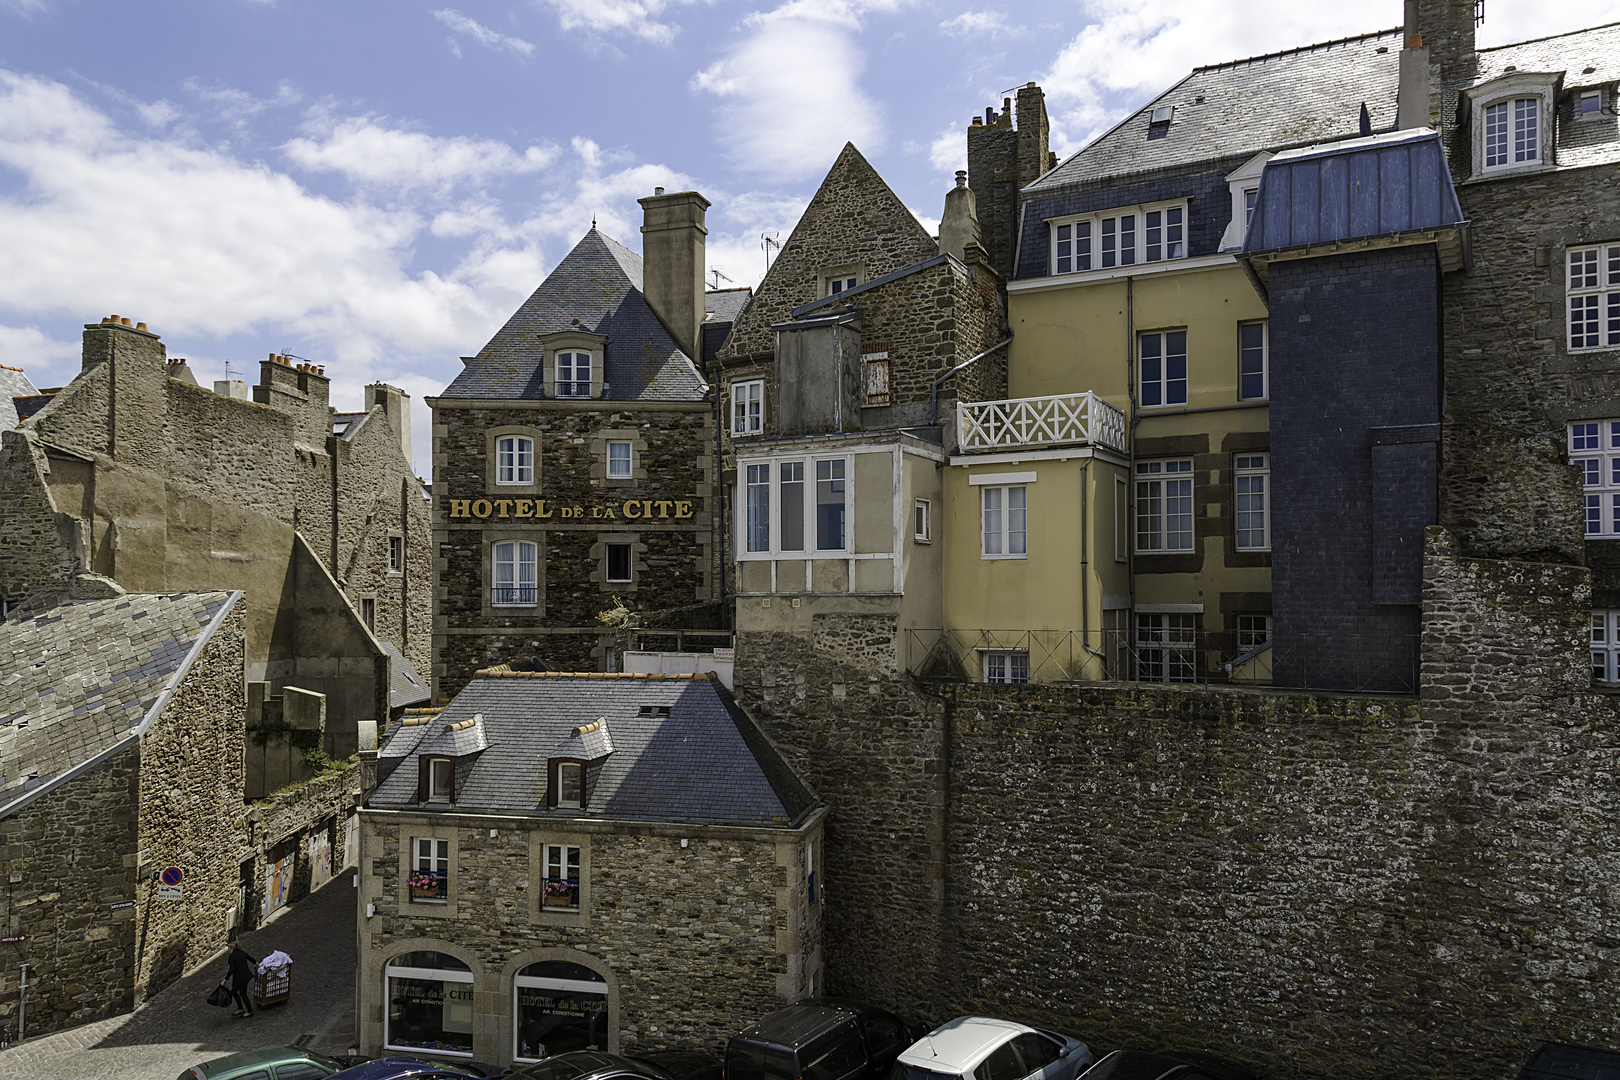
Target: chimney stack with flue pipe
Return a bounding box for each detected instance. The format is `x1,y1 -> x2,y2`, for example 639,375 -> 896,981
637,189 -> 711,366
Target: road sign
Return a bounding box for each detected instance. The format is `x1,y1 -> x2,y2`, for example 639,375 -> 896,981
157,885 -> 183,901
110,901 -> 135,911
160,866 -> 183,886
0,936 -> 24,943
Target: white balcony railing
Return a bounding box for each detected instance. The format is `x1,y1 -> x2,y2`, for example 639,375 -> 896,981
957,392 -> 1128,454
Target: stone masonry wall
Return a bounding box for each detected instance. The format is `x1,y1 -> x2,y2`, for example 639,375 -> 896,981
0,430 -> 79,607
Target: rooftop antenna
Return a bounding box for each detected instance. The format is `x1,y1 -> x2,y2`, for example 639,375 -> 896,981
224,361 -> 237,383
708,267 -> 733,290
761,232 -> 781,273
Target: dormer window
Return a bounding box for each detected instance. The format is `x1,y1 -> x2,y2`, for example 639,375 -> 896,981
1469,75 -> 1555,178
1050,200 -> 1186,275
1220,151 -> 1271,252
556,351 -> 591,397
419,756 -> 455,803
1581,89 -> 1603,118
1484,98 -> 1538,167
557,762 -> 582,807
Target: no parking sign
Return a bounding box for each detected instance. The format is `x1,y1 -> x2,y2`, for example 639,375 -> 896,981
157,865 -> 183,900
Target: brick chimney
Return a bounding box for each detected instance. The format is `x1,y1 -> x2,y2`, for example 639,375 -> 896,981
637,189 -> 710,365
968,83 -> 1051,281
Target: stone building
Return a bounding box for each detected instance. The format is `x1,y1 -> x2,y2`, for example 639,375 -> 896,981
0,364 -> 38,435
355,670 -> 821,1067
429,194 -> 729,698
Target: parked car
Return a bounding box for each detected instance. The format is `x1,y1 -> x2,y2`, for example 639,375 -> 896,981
727,998 -> 922,1080
1073,1051 -> 1256,1080
327,1057 -> 493,1080
181,1047 -> 350,1080
513,1050 -> 722,1080
893,1017 -> 1092,1080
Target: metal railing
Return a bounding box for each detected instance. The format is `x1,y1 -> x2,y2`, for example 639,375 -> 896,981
409,869 -> 448,903
904,628 -> 1420,694
542,876 -> 580,909
957,391 -> 1129,454
631,629 -> 735,653
491,585 -> 539,606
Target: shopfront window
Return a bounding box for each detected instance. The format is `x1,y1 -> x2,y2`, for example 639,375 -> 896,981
514,960 -> 610,1063
385,951 -> 474,1057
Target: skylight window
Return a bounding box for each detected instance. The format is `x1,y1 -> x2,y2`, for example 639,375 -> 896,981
1151,106 -> 1174,123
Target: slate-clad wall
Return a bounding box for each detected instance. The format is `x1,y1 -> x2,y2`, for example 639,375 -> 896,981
1013,161 -> 1240,281
1268,246 -> 1441,690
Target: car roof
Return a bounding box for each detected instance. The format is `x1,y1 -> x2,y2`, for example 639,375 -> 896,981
898,1018 -> 1035,1073
200,1047 -> 316,1077
1078,1051 -> 1252,1080
733,1002 -> 865,1050
331,1058 -> 472,1080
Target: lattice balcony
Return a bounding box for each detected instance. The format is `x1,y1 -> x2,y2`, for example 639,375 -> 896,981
956,392 -> 1128,454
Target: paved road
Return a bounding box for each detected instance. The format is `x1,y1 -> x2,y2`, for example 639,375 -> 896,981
0,868 -> 358,1080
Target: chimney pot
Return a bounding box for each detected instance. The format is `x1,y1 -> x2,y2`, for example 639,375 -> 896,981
136,322 -> 147,332
120,317 -> 131,326
269,352 -> 276,363
955,170 -> 967,188
101,317 -> 112,325
655,186 -> 665,196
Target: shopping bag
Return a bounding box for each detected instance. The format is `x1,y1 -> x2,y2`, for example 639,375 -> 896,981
207,982 -> 233,1007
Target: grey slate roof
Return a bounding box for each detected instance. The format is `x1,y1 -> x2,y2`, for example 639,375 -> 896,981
371,672 -> 816,829
0,365 -> 39,433
381,640 -> 431,709
441,229 -> 707,403
0,590 -> 238,818
332,412 -> 367,438
552,716 -> 613,760
704,288 -> 753,324
1473,22 -> 1620,172
1030,28 -> 1404,191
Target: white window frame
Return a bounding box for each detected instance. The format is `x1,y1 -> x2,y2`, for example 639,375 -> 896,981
1567,244 -> 1620,353
543,843 -> 582,907
1234,453 -> 1270,552
361,596 -> 376,630
732,379 -> 764,437
1136,459 -> 1195,553
555,764 -> 583,809
1593,610 -> 1620,682
913,498 -> 931,543
1134,612 -> 1197,683
1571,420 -> 1620,537
1236,614 -> 1272,651
981,650 -> 1030,684
388,534 -> 404,574
1483,97 -> 1540,169
736,453 -> 853,559
493,540 -> 539,606
980,484 -> 1027,560
1579,88 -> 1604,120
1238,320 -> 1268,401
1049,199 -> 1188,275
416,837 -> 450,872
555,351 -> 591,398
1219,151 -> 1271,251
606,440 -> 632,479
384,954 -> 474,1059
496,435 -> 535,485
1471,79 -> 1555,178
1138,329 -> 1188,408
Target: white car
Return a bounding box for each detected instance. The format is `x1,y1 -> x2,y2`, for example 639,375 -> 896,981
892,1017 -> 1093,1080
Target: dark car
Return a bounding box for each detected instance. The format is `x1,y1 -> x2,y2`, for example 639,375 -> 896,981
182,1047 -> 351,1080
327,1057 -> 492,1080
1518,1041 -> 1620,1079
727,999 -> 920,1080
513,1050 -> 722,1080
1074,1051 -> 1256,1080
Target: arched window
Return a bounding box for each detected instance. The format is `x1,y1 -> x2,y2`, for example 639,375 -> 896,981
496,436 -> 535,485
385,951 -> 474,1058
513,960 -> 609,1063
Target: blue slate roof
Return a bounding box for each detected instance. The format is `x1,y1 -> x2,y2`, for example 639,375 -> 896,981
1243,128 -> 1466,256
0,589 -> 239,818
370,672 -> 816,829
441,229 -> 708,403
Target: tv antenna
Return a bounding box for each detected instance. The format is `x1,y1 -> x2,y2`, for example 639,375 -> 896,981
708,268 -> 733,290
761,232 -> 781,272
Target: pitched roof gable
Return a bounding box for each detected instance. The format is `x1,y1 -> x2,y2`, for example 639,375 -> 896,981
441,229 -> 707,402
722,143 -> 941,361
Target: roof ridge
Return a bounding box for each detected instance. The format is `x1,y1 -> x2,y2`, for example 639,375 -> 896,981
473,668 -> 711,680
1192,26 -> 1401,73
1478,20 -> 1620,54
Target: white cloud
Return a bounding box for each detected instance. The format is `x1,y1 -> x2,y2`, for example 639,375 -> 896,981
927,125 -> 964,174
433,8 -> 536,56
0,0 -> 48,14
182,78 -> 301,130
284,113 -> 558,193
939,10 -> 1020,38
536,0 -> 680,45
0,324 -> 78,389
1478,0 -> 1620,45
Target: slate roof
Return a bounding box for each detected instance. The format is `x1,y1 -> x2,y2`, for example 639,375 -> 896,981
0,365 -> 39,433
441,229 -> 707,403
1473,22 -> 1620,172
370,672 -> 816,829
704,288 -> 753,324
1029,28 -> 1405,191
332,412 -> 367,439
381,640 -> 431,709
0,590 -> 238,818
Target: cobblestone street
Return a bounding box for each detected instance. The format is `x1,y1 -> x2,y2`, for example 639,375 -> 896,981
0,869 -> 357,1080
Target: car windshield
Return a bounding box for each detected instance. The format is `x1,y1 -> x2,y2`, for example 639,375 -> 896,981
517,1060 -> 593,1080
892,1065 -> 962,1080
728,1048 -> 796,1080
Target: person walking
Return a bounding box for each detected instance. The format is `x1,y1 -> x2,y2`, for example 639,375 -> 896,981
225,942 -> 258,1018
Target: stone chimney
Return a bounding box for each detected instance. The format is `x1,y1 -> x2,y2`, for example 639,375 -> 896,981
939,171 -> 983,262
1015,82 -> 1053,188
80,316 -> 166,462
968,82 -> 1051,281
637,189 -> 710,365
366,383 -> 413,464
1409,0 -> 1478,88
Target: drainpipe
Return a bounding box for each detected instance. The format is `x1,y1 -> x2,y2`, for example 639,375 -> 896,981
930,335 -> 1015,428
17,962 -> 26,1042
1077,457 -> 1107,677
713,369 -> 726,622
1125,276 -> 1138,622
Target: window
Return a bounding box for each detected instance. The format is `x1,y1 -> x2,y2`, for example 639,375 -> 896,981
1012,1034 -> 1063,1073
429,760 -> 453,802
803,1025 -> 865,1080
864,356 -> 891,406
983,651 -> 1030,684
1568,244 -> 1620,352
556,351 -> 591,397
411,838 -> 449,902
544,844 -> 581,908
1049,200 -> 1185,275
1244,188 -> 1258,234
1593,611 -> 1620,682
913,498 -> 931,542
1234,453 -> 1270,551
385,951 -> 474,1056
606,440 -> 632,479
493,540 -> 539,605
981,485 -> 1027,559
732,379 -> 764,436
1139,330 -> 1187,407
605,543 -> 632,583
827,275 -> 858,296
514,961 -> 608,1062
1581,89 -> 1603,118
1236,614 -> 1272,651
746,464 -> 770,552
361,597 -> 376,630
976,1043 -> 1025,1080
388,535 -> 403,573
1135,613 -> 1196,682
1238,321 -> 1268,400
1484,97 -> 1539,168
1571,421 -> 1620,537
815,459 -> 846,551
555,762 -> 583,809
1136,459 -> 1194,553
497,435 -> 535,485
781,461 -> 805,551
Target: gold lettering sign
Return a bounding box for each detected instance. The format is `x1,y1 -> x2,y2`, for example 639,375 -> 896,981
448,496 -> 696,522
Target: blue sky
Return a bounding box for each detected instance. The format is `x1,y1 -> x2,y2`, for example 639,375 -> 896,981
1,0 -> 1613,472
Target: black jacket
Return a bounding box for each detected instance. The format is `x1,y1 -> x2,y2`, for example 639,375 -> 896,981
227,949 -> 257,987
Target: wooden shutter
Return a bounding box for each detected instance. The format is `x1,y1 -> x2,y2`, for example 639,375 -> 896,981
417,758 -> 430,802
545,759 -> 558,808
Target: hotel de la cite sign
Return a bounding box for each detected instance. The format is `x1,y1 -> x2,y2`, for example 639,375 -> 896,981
448,496 -> 698,522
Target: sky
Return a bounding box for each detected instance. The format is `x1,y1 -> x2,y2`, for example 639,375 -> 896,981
1,0 -> 1615,474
